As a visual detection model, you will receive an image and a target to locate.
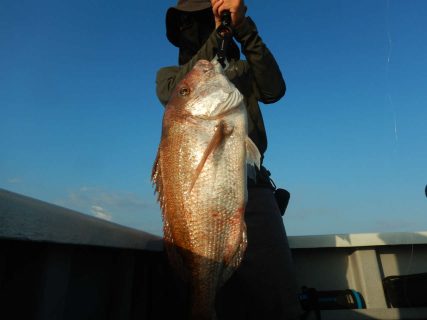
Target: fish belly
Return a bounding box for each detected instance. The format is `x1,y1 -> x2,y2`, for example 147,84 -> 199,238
159,112 -> 248,317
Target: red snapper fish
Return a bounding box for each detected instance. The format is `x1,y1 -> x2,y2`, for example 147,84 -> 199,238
152,59 -> 260,319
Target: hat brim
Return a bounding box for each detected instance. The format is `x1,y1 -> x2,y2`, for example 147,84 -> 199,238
166,4 -> 212,47
172,1 -> 212,12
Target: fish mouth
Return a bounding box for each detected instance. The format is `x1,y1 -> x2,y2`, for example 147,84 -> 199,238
194,59 -> 218,74
196,58 -> 224,75
211,58 -> 224,73
189,59 -> 243,120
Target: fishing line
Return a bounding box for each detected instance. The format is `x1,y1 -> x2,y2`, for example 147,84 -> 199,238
385,0 -> 398,150
404,243 -> 414,275
403,243 -> 415,306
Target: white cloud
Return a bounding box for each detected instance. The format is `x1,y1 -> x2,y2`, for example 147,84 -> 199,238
7,177 -> 21,184
91,205 -> 112,221
58,187 -> 149,213
55,186 -> 161,231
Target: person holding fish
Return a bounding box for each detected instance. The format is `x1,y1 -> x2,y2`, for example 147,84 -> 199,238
154,0 -> 302,319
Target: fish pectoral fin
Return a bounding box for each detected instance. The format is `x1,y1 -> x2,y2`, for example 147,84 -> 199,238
190,121 -> 232,192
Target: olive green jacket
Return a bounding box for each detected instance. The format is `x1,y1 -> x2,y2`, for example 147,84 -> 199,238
156,17 -> 285,158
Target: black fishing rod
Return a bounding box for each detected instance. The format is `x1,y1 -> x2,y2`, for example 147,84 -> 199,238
216,10 -> 233,68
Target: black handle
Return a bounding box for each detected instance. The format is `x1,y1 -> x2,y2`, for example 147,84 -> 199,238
216,10 -> 233,68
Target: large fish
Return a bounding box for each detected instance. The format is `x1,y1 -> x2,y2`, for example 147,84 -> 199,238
152,59 -> 260,319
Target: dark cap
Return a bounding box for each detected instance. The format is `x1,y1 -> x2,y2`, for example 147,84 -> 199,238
166,0 -> 212,47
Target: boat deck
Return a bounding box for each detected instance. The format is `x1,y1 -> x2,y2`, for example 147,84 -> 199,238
1,188 -> 426,319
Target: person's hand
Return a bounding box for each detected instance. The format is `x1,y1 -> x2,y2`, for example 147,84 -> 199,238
211,0 -> 247,29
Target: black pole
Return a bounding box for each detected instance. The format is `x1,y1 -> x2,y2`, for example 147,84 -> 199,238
216,10 -> 233,68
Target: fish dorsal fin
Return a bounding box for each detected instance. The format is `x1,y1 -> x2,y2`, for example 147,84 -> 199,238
151,151 -> 161,192
190,121 -> 232,192
151,150 -> 166,209
245,137 -> 261,181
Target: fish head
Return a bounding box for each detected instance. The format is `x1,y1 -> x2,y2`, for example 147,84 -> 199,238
167,59 -> 243,118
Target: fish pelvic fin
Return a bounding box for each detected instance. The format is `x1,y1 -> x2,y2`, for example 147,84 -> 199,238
220,226 -> 247,287
189,121 -> 233,192
245,137 -> 261,181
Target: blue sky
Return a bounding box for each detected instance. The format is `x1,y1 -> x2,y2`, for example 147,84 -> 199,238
1,0 -> 426,236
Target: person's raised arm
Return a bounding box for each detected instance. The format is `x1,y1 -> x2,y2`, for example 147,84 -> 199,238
212,0 -> 286,104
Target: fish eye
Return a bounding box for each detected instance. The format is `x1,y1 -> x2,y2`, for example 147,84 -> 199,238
179,87 -> 190,96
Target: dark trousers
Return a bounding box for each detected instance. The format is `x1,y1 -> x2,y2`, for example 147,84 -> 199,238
216,187 -> 302,320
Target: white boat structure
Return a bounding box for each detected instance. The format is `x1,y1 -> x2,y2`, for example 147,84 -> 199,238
1,188 -> 426,319
291,231 -> 427,319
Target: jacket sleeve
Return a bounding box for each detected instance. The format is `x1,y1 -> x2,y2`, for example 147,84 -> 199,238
156,31 -> 219,106
233,17 -> 286,104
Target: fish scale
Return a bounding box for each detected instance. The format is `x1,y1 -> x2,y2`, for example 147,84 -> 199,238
152,59 -> 260,319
